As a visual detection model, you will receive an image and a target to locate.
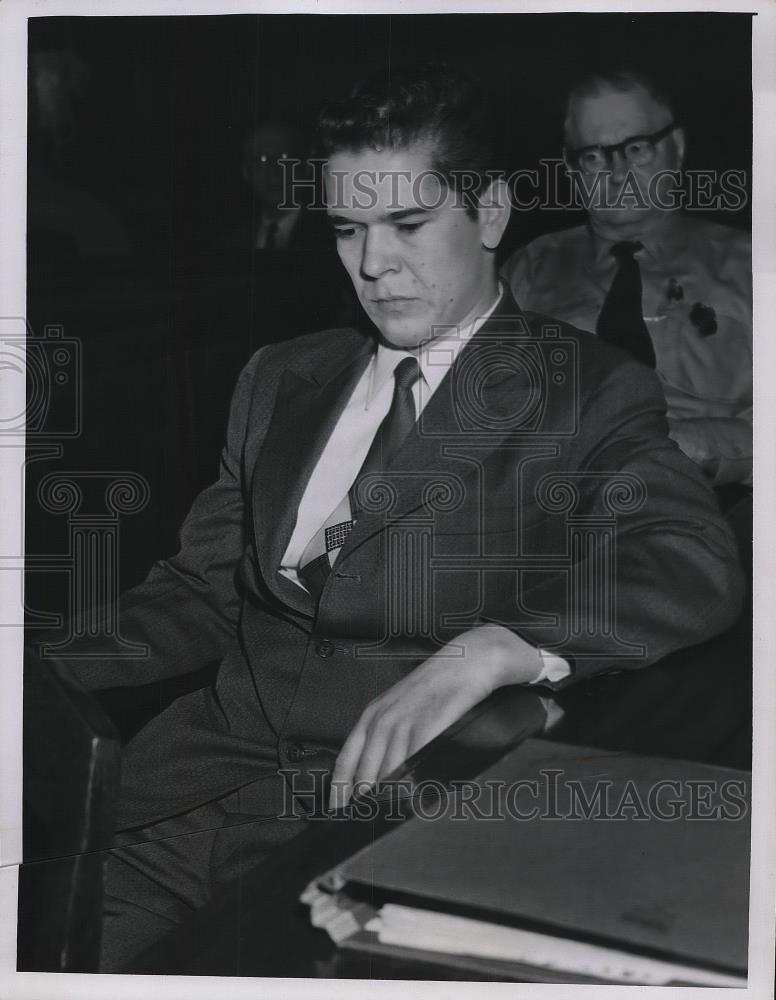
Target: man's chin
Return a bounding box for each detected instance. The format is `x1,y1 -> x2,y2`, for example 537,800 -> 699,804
590,207 -> 660,238
372,316 -> 433,350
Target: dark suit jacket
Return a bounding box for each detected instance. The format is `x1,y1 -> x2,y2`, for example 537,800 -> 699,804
65,292 -> 744,830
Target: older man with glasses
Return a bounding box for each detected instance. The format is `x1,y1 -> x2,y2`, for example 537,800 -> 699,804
503,70 -> 752,491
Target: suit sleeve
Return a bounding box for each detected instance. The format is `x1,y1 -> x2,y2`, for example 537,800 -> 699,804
50,349 -> 264,692
509,358 -> 745,685
669,408 -> 752,487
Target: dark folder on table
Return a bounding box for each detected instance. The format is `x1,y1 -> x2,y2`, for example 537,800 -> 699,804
307,739 -> 750,984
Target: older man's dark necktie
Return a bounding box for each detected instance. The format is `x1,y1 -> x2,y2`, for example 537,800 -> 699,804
298,356 -> 421,601
596,241 -> 656,368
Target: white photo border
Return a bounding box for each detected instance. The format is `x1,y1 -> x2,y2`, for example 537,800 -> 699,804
1,2 -> 773,999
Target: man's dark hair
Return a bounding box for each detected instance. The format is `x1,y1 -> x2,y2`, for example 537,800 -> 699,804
317,63 -> 497,217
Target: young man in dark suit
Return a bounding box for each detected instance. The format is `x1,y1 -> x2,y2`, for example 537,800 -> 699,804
56,64 -> 742,970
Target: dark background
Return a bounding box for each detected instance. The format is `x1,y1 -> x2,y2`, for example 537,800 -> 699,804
29,13 -> 752,258
25,12 -> 752,614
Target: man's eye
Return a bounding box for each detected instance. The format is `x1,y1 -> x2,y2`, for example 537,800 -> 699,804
334,227 -> 358,240
580,151 -> 603,168
396,222 -> 425,234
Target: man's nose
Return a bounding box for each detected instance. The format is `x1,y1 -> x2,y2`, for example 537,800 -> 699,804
609,148 -> 629,184
360,228 -> 399,279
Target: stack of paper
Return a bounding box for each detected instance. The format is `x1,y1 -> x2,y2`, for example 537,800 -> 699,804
302,739 -> 750,985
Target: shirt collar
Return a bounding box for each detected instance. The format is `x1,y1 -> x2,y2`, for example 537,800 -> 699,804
368,285 -> 504,406
589,210 -> 687,265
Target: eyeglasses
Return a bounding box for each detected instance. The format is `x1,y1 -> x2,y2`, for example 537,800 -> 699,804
565,122 -> 678,174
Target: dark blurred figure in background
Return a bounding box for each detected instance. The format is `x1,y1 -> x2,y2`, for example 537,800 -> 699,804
220,122 -> 307,251
502,70 -> 751,494
214,118 -> 355,337
245,123 -> 302,249
28,47 -> 131,259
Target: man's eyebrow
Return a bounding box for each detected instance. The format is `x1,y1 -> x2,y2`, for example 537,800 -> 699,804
387,207 -> 433,221
326,207 -> 433,225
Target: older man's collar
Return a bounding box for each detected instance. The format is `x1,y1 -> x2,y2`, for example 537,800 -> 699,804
589,210 -> 686,264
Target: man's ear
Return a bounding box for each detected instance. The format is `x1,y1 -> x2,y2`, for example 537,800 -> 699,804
478,178 -> 512,250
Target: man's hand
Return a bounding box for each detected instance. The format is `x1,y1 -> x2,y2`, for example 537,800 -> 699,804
328,624 -> 545,809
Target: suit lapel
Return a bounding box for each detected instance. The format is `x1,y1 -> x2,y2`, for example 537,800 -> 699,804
252,292 -> 544,612
251,330 -> 372,614
335,293 -> 539,561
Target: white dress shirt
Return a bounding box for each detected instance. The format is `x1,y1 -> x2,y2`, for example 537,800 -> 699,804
281,286 -> 570,686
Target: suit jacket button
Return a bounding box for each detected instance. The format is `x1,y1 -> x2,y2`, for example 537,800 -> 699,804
315,639 -> 335,658
287,743 -> 305,762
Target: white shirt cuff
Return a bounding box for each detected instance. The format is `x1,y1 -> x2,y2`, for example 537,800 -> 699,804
528,649 -> 572,685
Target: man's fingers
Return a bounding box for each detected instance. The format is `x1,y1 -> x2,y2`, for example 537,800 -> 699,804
376,726 -> 412,783
329,722 -> 367,811
350,716 -> 393,798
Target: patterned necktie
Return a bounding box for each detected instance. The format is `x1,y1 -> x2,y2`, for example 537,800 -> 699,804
596,241 -> 656,368
298,356 -> 421,601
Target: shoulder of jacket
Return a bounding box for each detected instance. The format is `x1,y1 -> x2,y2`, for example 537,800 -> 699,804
520,309 -> 655,392
244,326 -> 367,374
